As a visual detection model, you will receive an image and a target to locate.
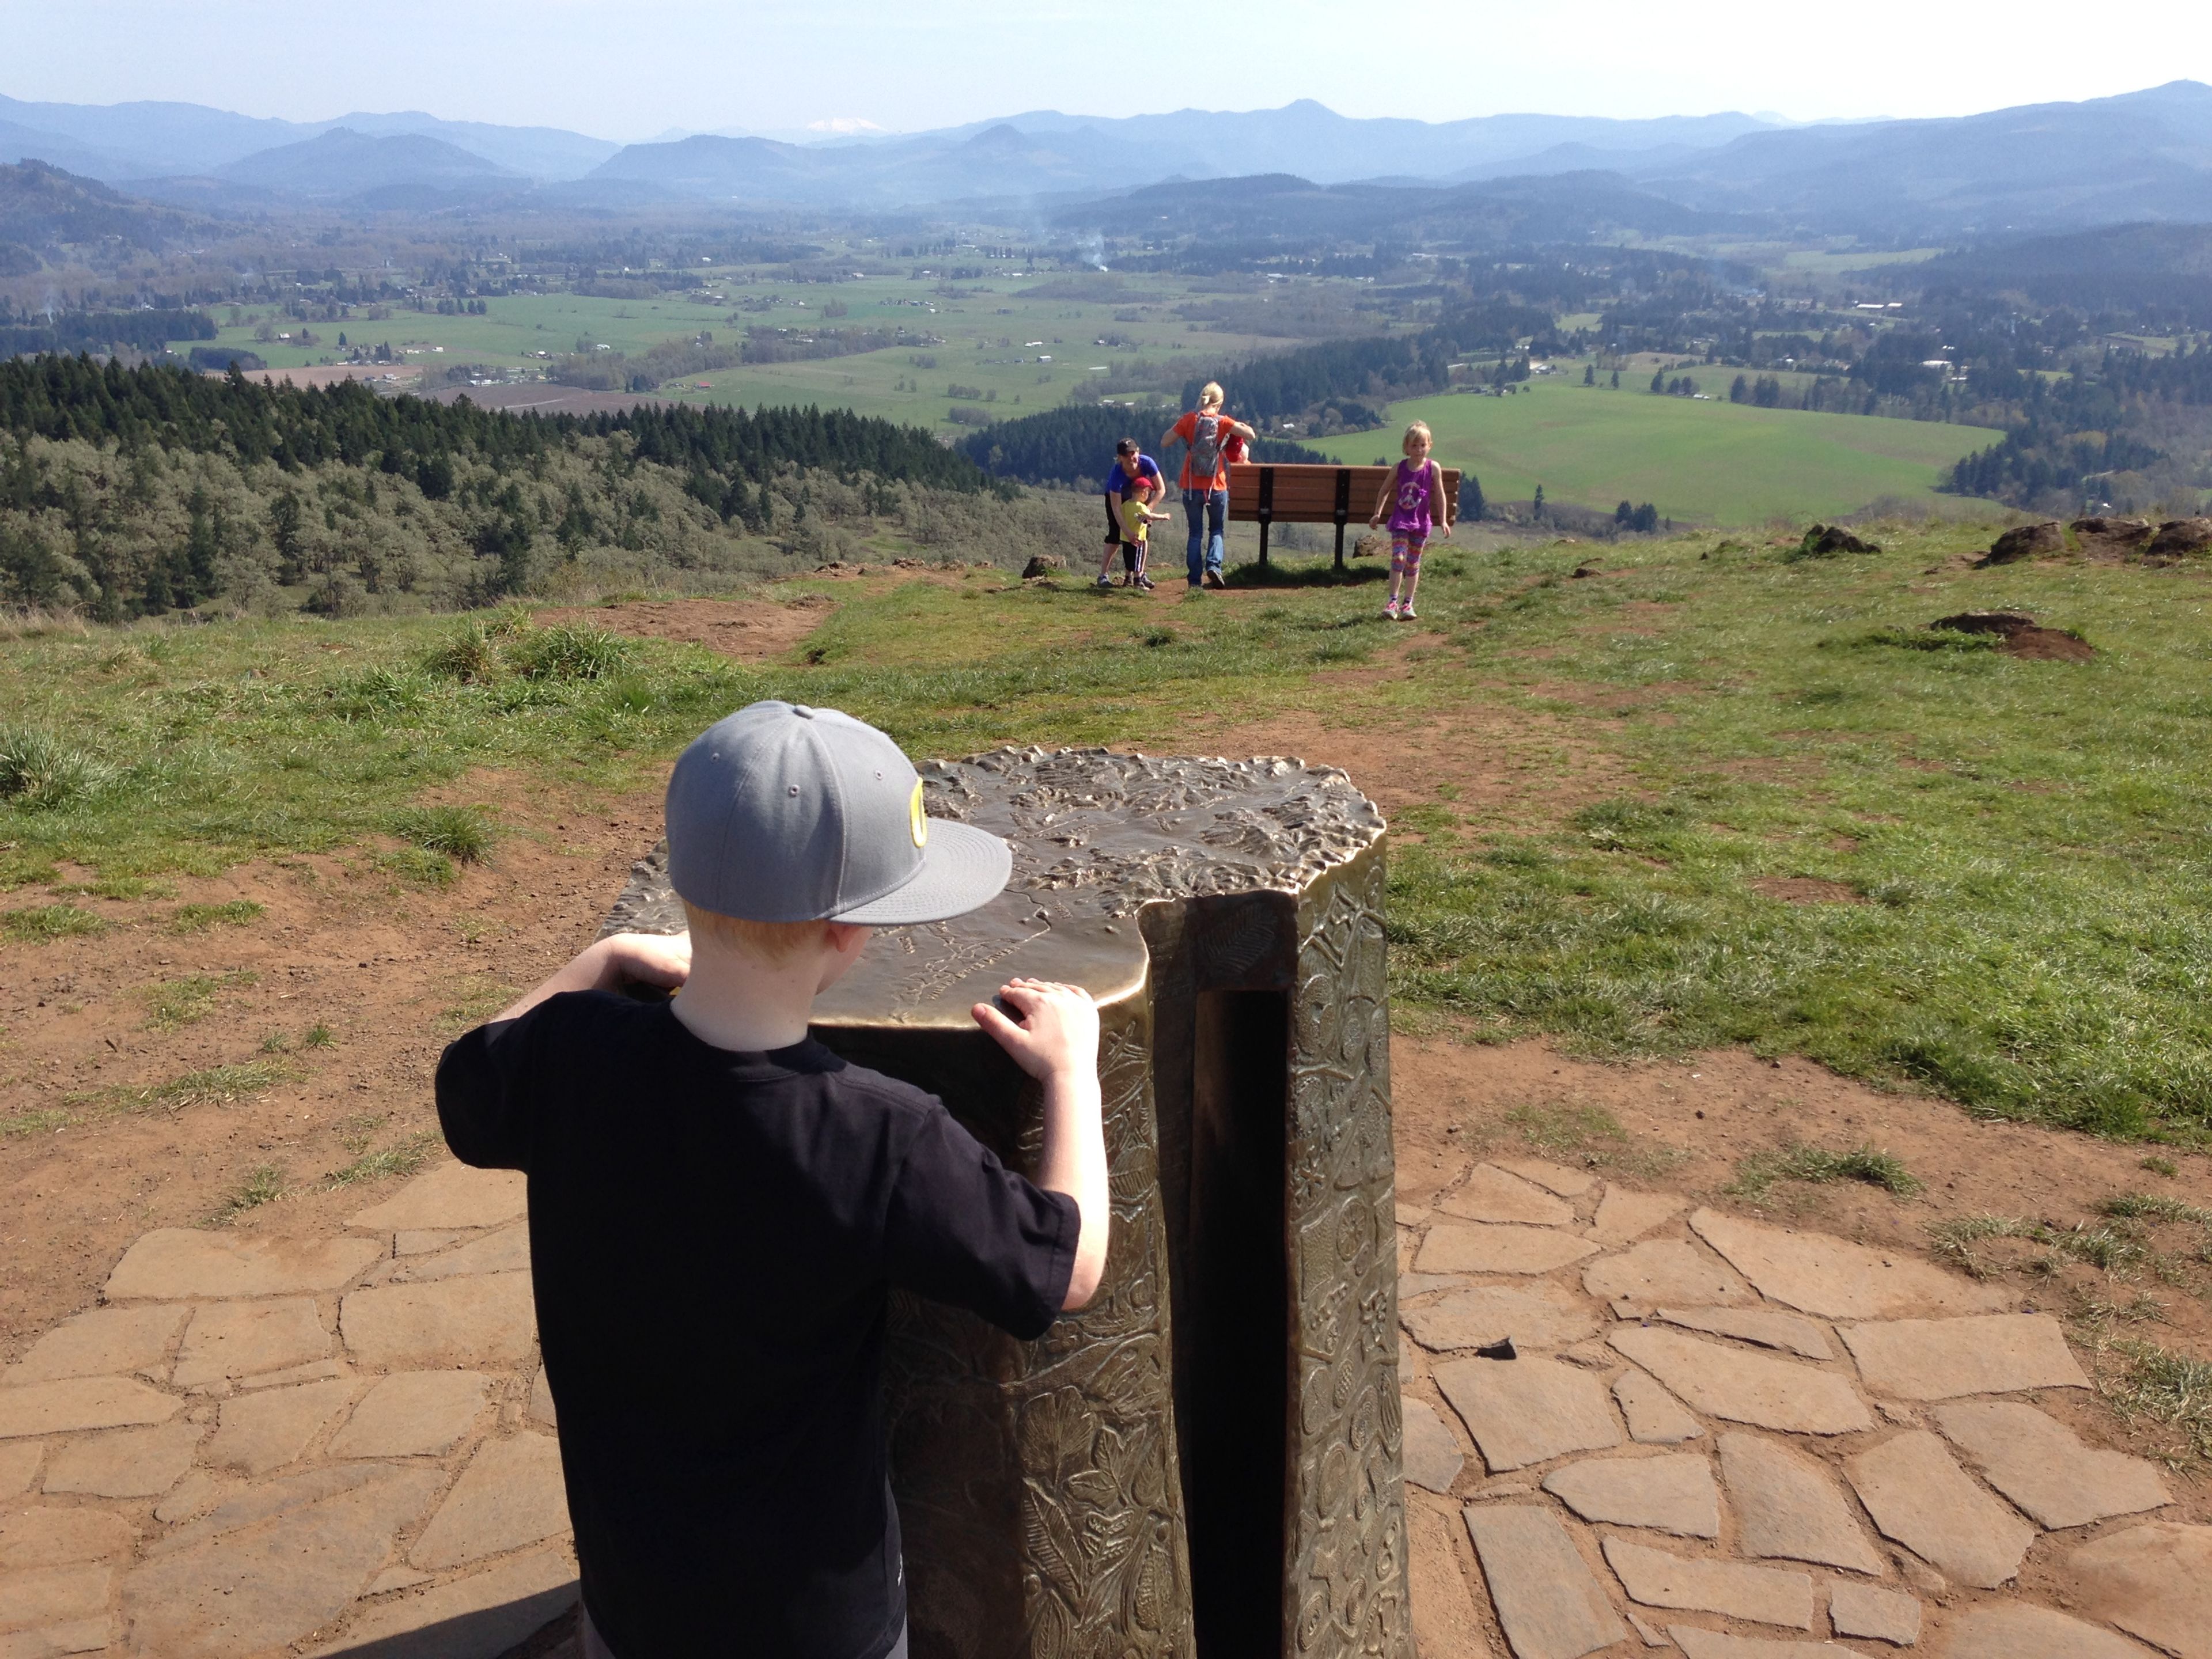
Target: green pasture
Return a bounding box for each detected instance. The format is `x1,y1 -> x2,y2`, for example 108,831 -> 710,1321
13,519 -> 2212,1144
1304,376 -> 2001,524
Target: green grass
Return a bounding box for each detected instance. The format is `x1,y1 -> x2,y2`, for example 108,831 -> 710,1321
1,1108 -> 74,1138
171,900 -> 266,934
211,1164 -> 286,1224
3,903 -> 104,941
1300,377 -> 2001,524
2093,1338 -> 2212,1466
391,805 -> 497,863
1729,1143 -> 1923,1199
71,1059 -> 301,1119
326,1130 -> 439,1189
141,970 -> 256,1032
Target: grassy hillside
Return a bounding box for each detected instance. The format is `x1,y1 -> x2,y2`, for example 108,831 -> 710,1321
9,517 -> 2212,1141
1303,375 -> 2001,524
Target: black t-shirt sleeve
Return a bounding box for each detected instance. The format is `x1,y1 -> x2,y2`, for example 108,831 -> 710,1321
882,1102 -> 1079,1340
435,1013 -> 536,1171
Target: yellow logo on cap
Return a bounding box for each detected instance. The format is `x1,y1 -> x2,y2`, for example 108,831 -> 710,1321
909,779 -> 928,848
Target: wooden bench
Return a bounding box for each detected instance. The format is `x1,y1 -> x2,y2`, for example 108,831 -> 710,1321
1228,463 -> 1464,569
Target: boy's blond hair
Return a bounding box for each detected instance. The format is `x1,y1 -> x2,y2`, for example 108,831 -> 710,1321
1402,420 -> 1433,452
683,899 -> 833,964
1198,382 -> 1224,409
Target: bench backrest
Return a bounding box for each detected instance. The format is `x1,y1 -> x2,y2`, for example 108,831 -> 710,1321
1226,462 -> 1463,525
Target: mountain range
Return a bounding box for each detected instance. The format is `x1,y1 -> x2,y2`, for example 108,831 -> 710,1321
0,83 -> 2209,238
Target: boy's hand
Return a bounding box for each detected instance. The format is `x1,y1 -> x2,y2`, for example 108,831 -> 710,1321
974,978 -> 1099,1080
592,931 -> 692,991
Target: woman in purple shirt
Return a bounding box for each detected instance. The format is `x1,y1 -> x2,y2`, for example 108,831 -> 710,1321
1097,437 -> 1164,589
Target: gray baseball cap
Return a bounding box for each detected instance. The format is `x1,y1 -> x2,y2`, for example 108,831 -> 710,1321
664,700 -> 1010,925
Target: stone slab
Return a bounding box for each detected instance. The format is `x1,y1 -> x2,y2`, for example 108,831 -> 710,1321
1717,1431 -> 1884,1575
0,1376 -> 179,1440
1689,1210 -> 2008,1320
339,1272 -> 536,1369
389,1224 -> 531,1283
1828,1581 -> 1920,1645
410,1432 -> 571,1570
1933,1602 -> 2157,1659
1399,1397 -> 1464,1494
1603,1536 -> 1813,1628
0,1509 -> 137,1570
119,1467 -> 444,1659
309,1544 -> 578,1659
104,1229 -> 382,1301
1615,1370 -> 1703,1444
146,1464 -> 388,1558
0,1563 -> 113,1634
206,1378 -> 358,1478
1585,1241 -> 1752,1309
40,1422 -> 200,1498
328,1371 -> 491,1459
153,1469 -> 228,1525
1434,1356 -> 1623,1473
1669,1632 -> 1865,1659
1417,1224 -> 1599,1277
1541,1452 -> 1718,1537
1401,1281 -> 1601,1353
2061,1521 -> 2212,1659
527,1368 -> 556,1430
1934,1400 -> 2166,1529
1407,1498 -> 1490,1659
1846,1430 -> 2034,1589
348,1161 -> 527,1232
0,1616 -> 117,1657
1660,1305 -> 1833,1361
1494,1159 -> 1598,1198
393,1229 -> 472,1256
1609,1327 -> 1874,1435
1840,1315 -> 2087,1400
1591,1188 -> 1688,1246
172,1297 -> 330,1389
1435,1165 -> 1575,1226
3,1305 -> 188,1385
0,1442 -> 41,1500
1461,1503 -> 1627,1659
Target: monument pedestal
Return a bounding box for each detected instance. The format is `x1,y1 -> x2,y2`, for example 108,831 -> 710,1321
603,749 -> 1407,1659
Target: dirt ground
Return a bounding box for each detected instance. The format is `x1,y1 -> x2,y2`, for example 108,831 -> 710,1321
6,592 -> 2208,1487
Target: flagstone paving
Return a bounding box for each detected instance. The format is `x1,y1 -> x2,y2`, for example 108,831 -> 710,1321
1,1146 -> 2203,1658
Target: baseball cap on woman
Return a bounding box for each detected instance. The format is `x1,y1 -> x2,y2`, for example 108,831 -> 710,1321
663,701 -> 1011,925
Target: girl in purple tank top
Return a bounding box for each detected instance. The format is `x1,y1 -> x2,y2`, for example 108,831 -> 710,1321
1366,420 -> 1451,619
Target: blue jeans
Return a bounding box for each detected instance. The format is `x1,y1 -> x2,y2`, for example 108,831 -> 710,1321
1183,488 -> 1226,585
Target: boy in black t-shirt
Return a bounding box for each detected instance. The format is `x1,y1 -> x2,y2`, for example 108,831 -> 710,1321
435,700 -> 1108,1659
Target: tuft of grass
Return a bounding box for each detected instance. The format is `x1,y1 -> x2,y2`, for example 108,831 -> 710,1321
211,1164 -> 285,1224
1504,1102 -> 1625,1158
1928,1211 -> 2153,1278
1850,626 -> 2000,653
422,619 -> 505,684
171,900 -> 264,934
437,974 -> 514,1032
506,624 -> 634,683
1,1107 -> 74,1137
326,1130 -> 439,1189
1730,1142 -> 1923,1200
2100,1191 -> 2212,1226
2092,1338 -> 2212,1467
303,1022 -> 334,1048
3,903 -> 105,942
327,664 -> 430,718
377,847 -> 456,887
77,1058 -> 301,1118
0,725 -> 112,809
2141,1156 -> 2181,1177
141,969 -> 257,1032
391,805 -> 495,863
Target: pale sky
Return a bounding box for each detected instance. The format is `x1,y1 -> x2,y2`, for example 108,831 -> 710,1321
13,0 -> 2203,141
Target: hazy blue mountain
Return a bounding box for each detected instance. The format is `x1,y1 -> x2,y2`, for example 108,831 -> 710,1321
308,113 -> 617,180
0,116 -> 141,180
0,159 -> 207,253
1640,81 -> 2212,234
214,129 -> 520,202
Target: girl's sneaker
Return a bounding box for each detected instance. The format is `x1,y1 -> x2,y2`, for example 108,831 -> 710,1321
1135,574 -> 1156,590
1382,599 -> 1402,619
1399,605 -> 1418,620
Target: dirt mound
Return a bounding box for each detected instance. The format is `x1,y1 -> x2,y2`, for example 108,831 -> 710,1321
1021,555 -> 1065,579
1931,609 -> 2096,661
2070,516 -> 2153,552
1976,520 -> 2066,566
2145,516 -> 2212,558
1796,524 -> 1881,557
535,597 -> 828,661
1749,876 -> 1861,904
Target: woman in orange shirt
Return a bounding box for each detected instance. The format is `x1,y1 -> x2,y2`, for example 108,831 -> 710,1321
1160,381 -> 1256,593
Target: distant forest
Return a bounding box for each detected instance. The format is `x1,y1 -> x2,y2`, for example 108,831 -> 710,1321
0,357 -> 1035,618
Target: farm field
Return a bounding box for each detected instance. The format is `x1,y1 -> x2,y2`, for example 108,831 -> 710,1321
167,271 -> 1330,435
1302,375 -> 2002,524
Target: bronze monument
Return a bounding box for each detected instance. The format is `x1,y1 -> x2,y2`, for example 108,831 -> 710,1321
601,748 -> 1407,1659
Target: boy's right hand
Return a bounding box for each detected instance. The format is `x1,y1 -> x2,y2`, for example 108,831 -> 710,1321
974,978 -> 1099,1080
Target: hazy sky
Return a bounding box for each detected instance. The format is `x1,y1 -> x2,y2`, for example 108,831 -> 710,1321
14,0 -> 2205,141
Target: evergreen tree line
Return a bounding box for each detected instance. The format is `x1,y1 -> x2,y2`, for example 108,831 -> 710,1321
0,309 -> 215,357
1945,343 -> 2212,510
0,355 -> 1035,619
